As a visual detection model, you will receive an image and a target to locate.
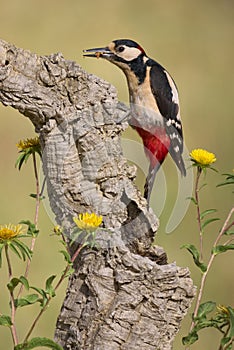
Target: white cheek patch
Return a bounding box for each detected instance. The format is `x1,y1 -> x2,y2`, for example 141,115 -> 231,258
119,46 -> 142,61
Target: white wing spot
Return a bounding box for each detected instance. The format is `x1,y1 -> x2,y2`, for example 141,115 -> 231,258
175,121 -> 182,129
166,119 -> 172,126
164,70 -> 179,104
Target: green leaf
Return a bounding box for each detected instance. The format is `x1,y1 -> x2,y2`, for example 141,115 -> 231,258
224,230 -> 234,236
9,242 -> 22,260
45,275 -> 56,298
182,330 -> 199,345
186,196 -> 198,205
29,193 -> 45,200
14,337 -> 63,350
7,278 -> 20,292
59,239 -> 66,247
181,244 -> 199,260
64,267 -> 75,278
218,180 -> 234,187
0,314 -> 12,327
14,294 -> 40,308
15,152 -> 25,168
227,306 -> 234,338
13,239 -> 32,260
19,276 -> 30,290
209,166 -> 218,173
212,244 -> 234,255
181,244 -> 207,272
19,220 -> 39,238
200,208 -> 217,220
15,153 -> 30,170
195,301 -> 216,320
194,319 -> 219,331
221,337 -> 231,345
217,173 -> 234,187
30,286 -> 47,298
60,250 -> 72,264
30,287 -> 48,307
220,337 -> 232,347
201,217 -> 220,230
7,276 -> 29,293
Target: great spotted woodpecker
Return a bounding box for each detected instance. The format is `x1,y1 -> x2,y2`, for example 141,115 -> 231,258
84,39 -> 186,201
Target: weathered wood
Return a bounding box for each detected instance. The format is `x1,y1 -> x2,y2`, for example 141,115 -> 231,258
0,39 -> 196,350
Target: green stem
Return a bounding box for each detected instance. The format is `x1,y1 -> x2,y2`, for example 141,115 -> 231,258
222,337 -> 234,350
24,266 -> 68,342
195,166 -> 203,261
39,177 -> 46,198
32,152 -> 40,226
5,245 -> 13,279
24,305 -> 46,343
186,207 -> 234,349
5,245 -> 19,345
71,244 -> 84,264
218,323 -> 231,350
23,243 -> 84,342
17,153 -> 41,299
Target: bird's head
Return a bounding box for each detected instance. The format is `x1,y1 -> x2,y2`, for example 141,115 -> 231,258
83,39 -> 147,68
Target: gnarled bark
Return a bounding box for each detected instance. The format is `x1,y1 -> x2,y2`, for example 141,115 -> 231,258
0,39 -> 196,350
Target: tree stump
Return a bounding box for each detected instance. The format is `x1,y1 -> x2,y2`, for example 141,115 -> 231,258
0,39 -> 195,350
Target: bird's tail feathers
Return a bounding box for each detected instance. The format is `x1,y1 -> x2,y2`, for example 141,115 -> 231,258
169,145 -> 186,177
144,153 -> 186,203
144,163 -> 161,203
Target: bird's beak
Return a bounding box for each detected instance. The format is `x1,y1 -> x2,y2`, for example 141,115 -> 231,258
83,46 -> 113,60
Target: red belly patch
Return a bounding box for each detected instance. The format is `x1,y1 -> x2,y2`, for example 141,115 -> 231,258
135,126 -> 170,168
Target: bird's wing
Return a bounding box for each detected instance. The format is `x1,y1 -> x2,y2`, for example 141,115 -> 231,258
148,62 -> 186,176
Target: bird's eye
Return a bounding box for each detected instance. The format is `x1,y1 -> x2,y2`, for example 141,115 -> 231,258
117,46 -> 125,53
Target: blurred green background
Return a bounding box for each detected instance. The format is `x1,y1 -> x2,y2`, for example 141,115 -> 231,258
0,1 -> 233,349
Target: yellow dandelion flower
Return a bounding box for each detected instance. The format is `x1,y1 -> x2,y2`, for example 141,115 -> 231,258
0,224 -> 23,241
53,225 -> 63,235
16,137 -> 40,151
16,137 -> 41,170
190,148 -> 216,166
73,213 -> 103,232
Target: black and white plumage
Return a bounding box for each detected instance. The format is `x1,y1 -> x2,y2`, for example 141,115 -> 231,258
84,39 -> 186,201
